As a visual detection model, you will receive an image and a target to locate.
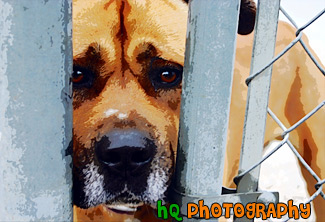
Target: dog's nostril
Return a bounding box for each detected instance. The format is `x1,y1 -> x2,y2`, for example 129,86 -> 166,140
105,151 -> 121,165
131,149 -> 151,164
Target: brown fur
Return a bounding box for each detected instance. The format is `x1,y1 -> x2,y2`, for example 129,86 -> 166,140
73,0 -> 324,221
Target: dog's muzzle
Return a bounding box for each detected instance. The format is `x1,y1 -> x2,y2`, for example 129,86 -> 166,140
74,129 -> 165,208
95,129 -> 156,177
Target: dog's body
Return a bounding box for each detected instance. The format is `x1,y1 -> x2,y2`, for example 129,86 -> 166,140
72,0 -> 324,221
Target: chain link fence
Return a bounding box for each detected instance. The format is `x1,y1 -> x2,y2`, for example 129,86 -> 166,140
234,1 -> 324,221
172,0 -> 324,221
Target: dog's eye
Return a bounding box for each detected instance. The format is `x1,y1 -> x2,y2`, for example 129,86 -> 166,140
149,58 -> 183,89
151,67 -> 182,89
160,70 -> 177,83
72,70 -> 84,83
72,66 -> 94,88
149,60 -> 183,90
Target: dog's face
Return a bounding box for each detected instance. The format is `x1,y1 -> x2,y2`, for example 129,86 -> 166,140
72,0 -> 255,210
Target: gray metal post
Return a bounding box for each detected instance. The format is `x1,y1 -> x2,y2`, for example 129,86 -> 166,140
237,0 -> 281,193
0,0 -> 72,221
172,0 -> 240,221
234,0 -> 281,221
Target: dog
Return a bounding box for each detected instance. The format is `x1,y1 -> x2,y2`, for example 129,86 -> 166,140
72,0 -> 325,221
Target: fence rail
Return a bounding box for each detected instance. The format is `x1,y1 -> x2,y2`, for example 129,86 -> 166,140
172,1 -> 240,220
0,1 -> 73,221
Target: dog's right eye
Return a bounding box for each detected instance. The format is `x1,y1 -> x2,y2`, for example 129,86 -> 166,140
72,66 -> 95,88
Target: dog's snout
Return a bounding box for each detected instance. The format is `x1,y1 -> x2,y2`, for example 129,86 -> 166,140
95,130 -> 156,174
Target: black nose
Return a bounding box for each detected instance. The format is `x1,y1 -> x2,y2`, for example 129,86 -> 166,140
95,130 -> 156,174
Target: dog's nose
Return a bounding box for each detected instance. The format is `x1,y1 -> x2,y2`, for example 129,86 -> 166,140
95,130 -> 156,174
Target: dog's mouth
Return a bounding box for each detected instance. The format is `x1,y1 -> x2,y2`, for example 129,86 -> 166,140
104,203 -> 144,215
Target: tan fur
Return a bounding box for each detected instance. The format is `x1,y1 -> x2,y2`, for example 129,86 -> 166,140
73,0 -> 324,221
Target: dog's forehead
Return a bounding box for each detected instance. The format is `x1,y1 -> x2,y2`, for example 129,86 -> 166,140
73,0 -> 188,65
73,0 -> 119,59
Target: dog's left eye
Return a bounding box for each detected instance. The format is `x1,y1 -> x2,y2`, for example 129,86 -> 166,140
149,58 -> 183,89
72,66 -> 95,88
150,67 -> 182,89
160,70 -> 177,83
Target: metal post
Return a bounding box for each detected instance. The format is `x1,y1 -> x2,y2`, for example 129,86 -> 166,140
0,0 -> 72,221
234,0 -> 281,221
172,0 -> 240,221
236,0 -> 281,193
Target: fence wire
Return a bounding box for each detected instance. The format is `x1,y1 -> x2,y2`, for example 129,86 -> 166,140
234,2 -> 325,221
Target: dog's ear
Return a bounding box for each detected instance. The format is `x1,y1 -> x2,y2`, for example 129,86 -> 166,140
238,0 -> 256,35
183,0 -> 256,35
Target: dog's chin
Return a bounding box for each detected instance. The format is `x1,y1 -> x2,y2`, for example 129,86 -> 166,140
104,203 -> 144,215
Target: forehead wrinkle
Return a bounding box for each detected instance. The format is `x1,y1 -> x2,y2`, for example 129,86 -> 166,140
128,40 -> 159,62
74,42 -> 100,57
73,33 -> 117,60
